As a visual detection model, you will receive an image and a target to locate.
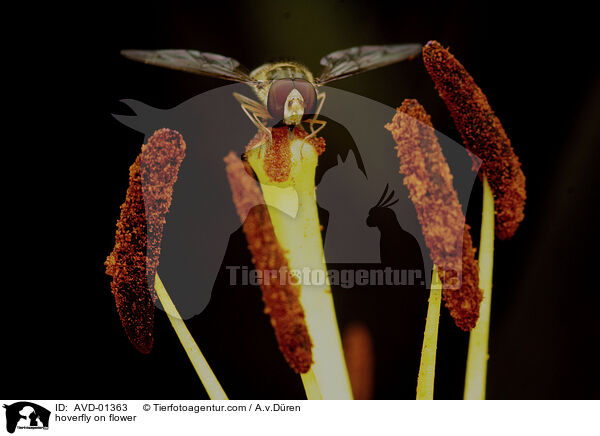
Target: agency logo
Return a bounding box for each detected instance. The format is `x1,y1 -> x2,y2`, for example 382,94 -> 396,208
3,402 -> 50,434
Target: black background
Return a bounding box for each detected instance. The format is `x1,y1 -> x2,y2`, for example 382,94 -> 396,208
6,0 -> 599,399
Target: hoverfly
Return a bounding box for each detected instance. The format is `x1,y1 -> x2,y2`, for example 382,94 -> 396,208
121,44 -> 421,139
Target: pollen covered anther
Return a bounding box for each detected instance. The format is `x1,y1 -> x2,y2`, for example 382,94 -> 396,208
105,128 -> 186,353
224,151 -> 313,373
385,99 -> 482,331
422,40 -> 526,240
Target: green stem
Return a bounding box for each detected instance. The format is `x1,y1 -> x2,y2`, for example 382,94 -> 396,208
463,176 -> 495,400
154,274 -> 228,400
416,266 -> 443,400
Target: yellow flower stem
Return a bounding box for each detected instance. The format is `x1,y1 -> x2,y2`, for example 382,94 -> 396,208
416,265 -> 443,400
300,368 -> 323,400
154,274 -> 229,400
247,136 -> 353,400
463,176 -> 495,400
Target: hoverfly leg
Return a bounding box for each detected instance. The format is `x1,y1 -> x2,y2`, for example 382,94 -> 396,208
233,92 -> 272,157
305,91 -> 327,139
305,119 -> 327,140
313,91 -> 327,123
234,94 -> 271,133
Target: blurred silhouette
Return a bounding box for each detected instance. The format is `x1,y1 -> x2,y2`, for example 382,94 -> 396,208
343,322 -> 375,400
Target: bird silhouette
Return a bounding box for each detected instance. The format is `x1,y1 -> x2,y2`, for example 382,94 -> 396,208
367,184 -> 424,280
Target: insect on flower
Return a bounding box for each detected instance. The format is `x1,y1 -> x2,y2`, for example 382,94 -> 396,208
121,44 -> 421,139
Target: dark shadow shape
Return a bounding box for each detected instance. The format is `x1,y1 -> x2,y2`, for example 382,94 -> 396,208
366,184 -> 425,273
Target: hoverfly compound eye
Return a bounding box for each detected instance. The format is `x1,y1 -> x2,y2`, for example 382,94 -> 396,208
267,79 -> 294,122
294,79 -> 317,115
267,79 -> 317,121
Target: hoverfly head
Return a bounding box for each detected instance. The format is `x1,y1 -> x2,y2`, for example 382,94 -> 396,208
267,78 -> 317,125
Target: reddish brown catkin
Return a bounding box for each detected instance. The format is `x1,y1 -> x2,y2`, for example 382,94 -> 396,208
224,151 -> 313,373
422,40 -> 526,240
385,99 -> 482,330
105,128 -> 186,353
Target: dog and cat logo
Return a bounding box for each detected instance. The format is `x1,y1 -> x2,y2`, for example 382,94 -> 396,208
3,402 -> 50,433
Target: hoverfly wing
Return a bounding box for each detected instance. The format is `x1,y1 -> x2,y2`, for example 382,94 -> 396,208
315,43 -> 422,85
121,49 -> 259,84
